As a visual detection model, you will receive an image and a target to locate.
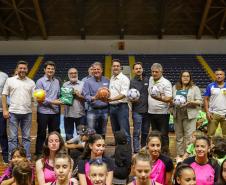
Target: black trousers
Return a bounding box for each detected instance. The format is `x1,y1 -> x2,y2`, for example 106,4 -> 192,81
150,113 -> 170,154
35,112 -> 60,155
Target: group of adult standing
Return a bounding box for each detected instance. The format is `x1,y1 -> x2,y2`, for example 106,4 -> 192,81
0,59 -> 225,163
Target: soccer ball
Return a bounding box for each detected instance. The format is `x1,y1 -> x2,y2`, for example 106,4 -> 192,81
33,89 -> 46,103
150,85 -> 161,97
174,95 -> 186,106
127,88 -> 140,101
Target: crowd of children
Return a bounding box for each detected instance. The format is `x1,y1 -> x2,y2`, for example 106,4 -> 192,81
0,124 -> 226,185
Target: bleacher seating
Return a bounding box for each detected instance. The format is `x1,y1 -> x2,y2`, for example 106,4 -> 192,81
34,55 -> 105,82
0,55 -> 37,76
135,55 -> 211,88
203,54 -> 226,71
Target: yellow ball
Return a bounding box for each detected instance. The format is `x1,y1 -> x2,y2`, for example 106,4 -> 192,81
33,89 -> 46,103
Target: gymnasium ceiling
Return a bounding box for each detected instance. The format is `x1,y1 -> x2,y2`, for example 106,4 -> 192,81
0,0 -> 226,40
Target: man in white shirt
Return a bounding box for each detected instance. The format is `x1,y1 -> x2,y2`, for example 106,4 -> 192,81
148,63 -> 172,154
2,61 -> 35,159
109,59 -> 131,144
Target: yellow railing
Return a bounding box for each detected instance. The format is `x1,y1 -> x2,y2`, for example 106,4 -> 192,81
104,55 -> 112,79
129,55 -> 135,78
28,56 -> 44,79
196,55 -> 215,81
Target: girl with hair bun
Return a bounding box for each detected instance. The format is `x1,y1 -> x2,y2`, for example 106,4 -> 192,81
173,163 -> 195,185
78,134 -> 113,185
128,150 -> 161,185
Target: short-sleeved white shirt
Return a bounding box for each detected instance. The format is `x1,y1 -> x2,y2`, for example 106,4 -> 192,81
2,75 -> 35,114
109,72 -> 130,104
148,76 -> 172,114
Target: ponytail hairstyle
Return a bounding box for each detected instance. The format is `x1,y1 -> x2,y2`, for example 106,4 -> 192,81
80,134 -> 104,160
13,159 -> 32,185
146,130 -> 162,148
173,163 -> 195,185
54,150 -> 73,170
132,148 -> 152,166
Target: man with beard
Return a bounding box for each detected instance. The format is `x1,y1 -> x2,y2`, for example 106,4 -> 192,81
204,68 -> 226,138
63,68 -> 85,140
130,62 -> 150,153
82,62 -> 109,138
35,61 -> 62,157
2,61 -> 35,160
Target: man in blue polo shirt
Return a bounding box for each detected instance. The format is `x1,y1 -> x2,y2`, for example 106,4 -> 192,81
204,68 -> 226,138
82,62 -> 109,138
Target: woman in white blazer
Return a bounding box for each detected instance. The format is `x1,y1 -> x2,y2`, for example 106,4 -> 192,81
172,71 -> 202,160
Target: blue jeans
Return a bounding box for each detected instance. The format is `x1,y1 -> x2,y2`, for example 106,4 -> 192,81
132,112 -> 151,153
87,108 -> 108,136
0,112 -> 8,162
8,113 -> 32,159
64,117 -> 81,140
110,103 -> 131,144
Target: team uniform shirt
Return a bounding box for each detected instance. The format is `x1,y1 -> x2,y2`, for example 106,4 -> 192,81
183,156 -> 220,185
78,157 -> 114,185
204,82 -> 226,115
130,76 -> 149,113
149,154 -> 174,184
2,75 -> 35,114
0,72 -> 8,112
43,159 -> 56,183
109,72 -> 130,104
63,80 -> 85,118
148,76 -> 172,114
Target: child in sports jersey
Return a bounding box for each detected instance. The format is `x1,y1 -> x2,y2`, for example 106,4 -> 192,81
49,152 -> 78,185
128,150 -> 161,185
36,131 -> 65,184
0,146 -> 35,185
181,130 -> 204,162
12,159 -> 32,185
183,136 -> 220,185
173,163 -> 196,185
78,134 -> 114,185
88,158 -> 108,185
216,158 -> 226,185
146,131 -> 174,185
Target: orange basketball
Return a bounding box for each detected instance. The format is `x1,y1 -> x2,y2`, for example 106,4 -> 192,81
96,87 -> 110,101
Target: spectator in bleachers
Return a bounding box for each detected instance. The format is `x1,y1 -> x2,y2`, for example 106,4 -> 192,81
82,65 -> 94,82
130,62 -> 150,153
172,71 -> 202,161
35,61 -> 62,157
36,131 -> 65,184
82,62 -> 109,139
0,70 -> 8,163
2,61 -> 35,160
108,59 -> 131,144
63,68 -> 85,141
148,63 -> 172,154
204,68 -> 226,138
